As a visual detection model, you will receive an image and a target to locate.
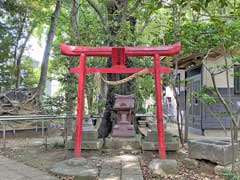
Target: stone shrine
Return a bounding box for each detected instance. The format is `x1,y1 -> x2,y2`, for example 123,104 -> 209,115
112,95 -> 135,137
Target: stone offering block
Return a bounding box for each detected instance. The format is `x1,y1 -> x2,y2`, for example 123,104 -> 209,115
188,139 -> 238,166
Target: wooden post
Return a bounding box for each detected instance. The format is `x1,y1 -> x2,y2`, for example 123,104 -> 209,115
42,120 -> 44,137
13,127 -> 16,135
64,117 -> 69,158
3,123 -> 6,149
45,124 -> 48,151
35,123 -> 38,132
184,86 -> 190,142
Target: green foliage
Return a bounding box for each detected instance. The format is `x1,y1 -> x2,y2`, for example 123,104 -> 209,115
224,170 -> 240,180
165,21 -> 223,54
40,95 -> 65,115
232,56 -> 240,64
2,0 -> 240,114
135,75 -> 154,112
0,0 -> 54,91
194,86 -> 218,105
20,56 -> 40,87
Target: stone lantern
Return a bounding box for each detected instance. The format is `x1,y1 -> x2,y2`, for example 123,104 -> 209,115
112,94 -> 135,137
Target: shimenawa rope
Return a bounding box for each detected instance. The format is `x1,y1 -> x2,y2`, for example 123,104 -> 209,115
95,68 -> 149,86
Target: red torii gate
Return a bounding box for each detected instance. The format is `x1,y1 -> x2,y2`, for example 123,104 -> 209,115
60,42 -> 181,159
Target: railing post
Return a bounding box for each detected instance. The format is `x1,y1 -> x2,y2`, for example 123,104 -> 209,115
3,122 -> 6,150
42,120 -> 44,137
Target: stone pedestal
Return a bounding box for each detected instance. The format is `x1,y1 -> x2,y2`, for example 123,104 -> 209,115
68,118 -> 103,150
141,121 -> 179,151
188,139 -> 238,165
112,95 -> 135,137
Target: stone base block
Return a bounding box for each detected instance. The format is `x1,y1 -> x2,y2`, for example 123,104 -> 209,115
50,158 -> 98,180
112,124 -> 135,137
188,139 -> 238,166
72,129 -> 98,141
104,137 -> 141,150
82,129 -> 98,141
67,139 -> 103,150
148,159 -> 178,176
142,141 -> 179,151
145,130 -> 177,142
147,122 -> 167,131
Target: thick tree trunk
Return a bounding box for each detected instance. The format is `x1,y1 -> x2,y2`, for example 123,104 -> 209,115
37,0 -> 62,94
15,25 -> 35,88
98,0 -> 134,138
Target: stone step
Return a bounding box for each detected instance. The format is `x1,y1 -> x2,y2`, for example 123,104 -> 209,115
99,155 -> 144,180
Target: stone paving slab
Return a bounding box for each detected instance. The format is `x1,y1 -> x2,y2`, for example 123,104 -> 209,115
99,155 -> 143,180
0,155 -> 58,180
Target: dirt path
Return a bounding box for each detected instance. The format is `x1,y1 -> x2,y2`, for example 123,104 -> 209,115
0,155 -> 58,180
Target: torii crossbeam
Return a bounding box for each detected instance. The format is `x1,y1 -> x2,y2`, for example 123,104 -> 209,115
60,42 -> 181,159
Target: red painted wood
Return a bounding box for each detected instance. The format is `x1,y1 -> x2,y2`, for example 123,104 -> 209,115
70,67 -> 171,74
74,53 -> 86,158
60,42 -> 181,57
112,47 -> 125,66
60,42 -> 181,159
154,54 -> 166,159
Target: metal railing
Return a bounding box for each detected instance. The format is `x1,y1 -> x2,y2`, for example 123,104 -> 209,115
0,115 -> 75,150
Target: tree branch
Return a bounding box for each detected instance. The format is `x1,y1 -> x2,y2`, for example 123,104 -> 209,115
86,0 -> 107,32
191,91 -> 227,135
198,13 -> 240,19
202,48 -> 238,128
210,73 -> 238,126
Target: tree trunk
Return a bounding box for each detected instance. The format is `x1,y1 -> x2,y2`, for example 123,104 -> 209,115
37,0 -> 62,94
13,13 -> 27,67
184,86 -> 189,142
15,25 -> 35,88
98,0 -> 133,139
172,5 -> 184,146
64,0 -> 80,136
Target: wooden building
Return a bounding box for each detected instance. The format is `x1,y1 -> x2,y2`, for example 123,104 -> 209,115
176,49 -> 240,135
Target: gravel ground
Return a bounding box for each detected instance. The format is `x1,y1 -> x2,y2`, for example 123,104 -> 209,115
0,130 -> 225,180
